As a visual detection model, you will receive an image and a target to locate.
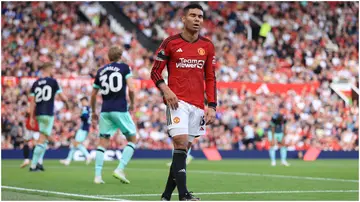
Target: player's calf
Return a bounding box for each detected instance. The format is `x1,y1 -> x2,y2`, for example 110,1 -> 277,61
171,135 -> 190,200
20,143 -> 30,168
30,134 -> 47,170
94,136 -> 109,183
114,135 -> 136,184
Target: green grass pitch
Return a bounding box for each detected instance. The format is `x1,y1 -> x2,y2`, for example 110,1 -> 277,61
1,159 -> 359,201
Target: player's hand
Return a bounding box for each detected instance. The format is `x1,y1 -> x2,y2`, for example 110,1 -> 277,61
91,114 -> 98,126
163,89 -> 179,110
271,139 -> 275,146
205,107 -> 216,125
64,102 -> 70,110
29,117 -> 35,129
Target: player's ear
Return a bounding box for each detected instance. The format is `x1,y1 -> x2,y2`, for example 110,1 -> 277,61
181,16 -> 186,24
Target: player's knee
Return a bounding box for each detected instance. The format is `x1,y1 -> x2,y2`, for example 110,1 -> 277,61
98,137 -> 110,148
126,135 -> 137,144
172,135 -> 188,150
37,134 -> 47,144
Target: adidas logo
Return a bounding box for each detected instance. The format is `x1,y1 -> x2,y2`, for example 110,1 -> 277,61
178,169 -> 186,173
176,48 -> 183,53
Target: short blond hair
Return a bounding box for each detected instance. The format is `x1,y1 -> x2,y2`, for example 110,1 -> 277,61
108,46 -> 123,62
41,62 -> 53,70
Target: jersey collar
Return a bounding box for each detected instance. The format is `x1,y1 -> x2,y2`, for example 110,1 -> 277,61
179,33 -> 200,43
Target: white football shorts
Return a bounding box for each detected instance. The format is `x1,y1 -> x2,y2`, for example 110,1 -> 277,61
166,100 -> 206,142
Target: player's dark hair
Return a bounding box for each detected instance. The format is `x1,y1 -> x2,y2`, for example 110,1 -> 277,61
108,46 -> 123,62
183,3 -> 204,15
80,97 -> 88,101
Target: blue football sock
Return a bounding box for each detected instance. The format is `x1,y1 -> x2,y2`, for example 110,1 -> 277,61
95,146 -> 105,177
269,147 -> 276,163
280,146 -> 287,162
66,145 -> 76,162
31,143 -> 46,168
78,144 -> 90,158
118,142 -> 136,170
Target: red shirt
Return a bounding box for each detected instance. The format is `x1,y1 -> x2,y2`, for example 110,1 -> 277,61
151,34 -> 217,109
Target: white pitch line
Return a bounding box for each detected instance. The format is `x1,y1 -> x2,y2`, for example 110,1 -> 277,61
1,185 -> 129,201
95,190 -> 359,197
188,170 -> 360,183
127,168 -> 359,183
3,165 -> 358,183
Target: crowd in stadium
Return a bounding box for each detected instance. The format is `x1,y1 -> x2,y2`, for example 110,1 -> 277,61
118,2 -> 358,85
1,2 -> 359,151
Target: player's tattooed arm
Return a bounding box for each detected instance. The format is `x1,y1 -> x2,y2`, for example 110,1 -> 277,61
282,122 -> 287,145
90,88 -> 99,124
271,125 -> 276,146
28,96 -> 36,128
58,93 -> 69,110
126,77 -> 135,111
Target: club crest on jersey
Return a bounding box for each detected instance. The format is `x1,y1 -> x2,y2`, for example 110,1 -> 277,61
173,117 -> 180,124
198,48 -> 205,56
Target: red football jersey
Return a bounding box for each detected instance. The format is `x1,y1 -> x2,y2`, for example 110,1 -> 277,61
151,34 -> 217,109
25,116 -> 39,132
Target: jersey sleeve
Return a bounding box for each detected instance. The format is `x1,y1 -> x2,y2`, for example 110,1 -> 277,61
270,114 -> 277,127
29,82 -> 36,97
270,118 -> 276,127
204,42 -> 217,109
93,71 -> 101,89
151,37 -> 171,87
54,80 -> 62,94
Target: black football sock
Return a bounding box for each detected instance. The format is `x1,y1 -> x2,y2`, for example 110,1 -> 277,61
23,144 -> 30,159
172,149 -> 188,199
162,162 -> 177,199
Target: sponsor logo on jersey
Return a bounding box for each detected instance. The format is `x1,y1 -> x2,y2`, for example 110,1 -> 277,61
198,48 -> 205,55
173,117 -> 180,124
176,58 -> 205,69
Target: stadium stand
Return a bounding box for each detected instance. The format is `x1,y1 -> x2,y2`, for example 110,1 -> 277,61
1,2 -> 358,152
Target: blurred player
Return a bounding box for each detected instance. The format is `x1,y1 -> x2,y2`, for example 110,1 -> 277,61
91,46 -> 137,184
60,97 -> 92,166
28,62 -> 68,171
268,111 -> 290,167
151,4 -> 217,201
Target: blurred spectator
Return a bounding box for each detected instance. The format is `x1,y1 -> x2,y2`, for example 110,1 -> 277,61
1,2 -> 358,151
